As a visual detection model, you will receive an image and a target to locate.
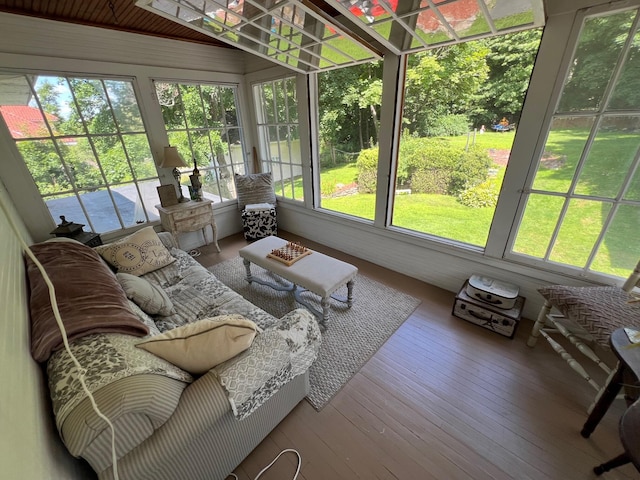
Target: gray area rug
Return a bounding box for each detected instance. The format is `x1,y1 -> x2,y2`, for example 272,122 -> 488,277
208,257 -> 421,410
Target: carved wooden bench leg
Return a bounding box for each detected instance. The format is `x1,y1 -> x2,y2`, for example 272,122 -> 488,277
539,329 -> 601,391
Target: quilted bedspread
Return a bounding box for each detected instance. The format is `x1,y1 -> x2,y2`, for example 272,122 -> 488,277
48,246 -> 321,425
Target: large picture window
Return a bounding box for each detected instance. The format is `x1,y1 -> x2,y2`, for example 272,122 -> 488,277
391,32 -> 540,247
317,62 -> 382,219
0,74 -> 158,233
155,81 -> 246,204
512,8 -> 640,278
253,77 -> 303,202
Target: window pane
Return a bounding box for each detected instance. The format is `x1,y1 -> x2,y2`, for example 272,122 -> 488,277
532,116 -> 594,192
156,81 -> 246,204
253,77 -> 303,202
34,76 -> 84,136
123,134 -> 156,180
105,80 -> 145,131
551,199 -> 611,266
607,19 -> 640,110
0,74 -> 157,234
513,194 -> 564,258
591,204 -> 640,276
393,31 -> 540,246
557,11 -> 634,113
94,136 -> 134,184
17,139 -> 71,194
512,8 -> 640,278
70,79 -> 117,134
626,166 -> 640,201
318,62 -> 382,218
575,115 -> 640,198
157,83 -> 186,129
45,193 -> 89,228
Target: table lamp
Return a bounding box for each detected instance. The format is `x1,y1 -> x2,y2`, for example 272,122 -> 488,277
161,146 -> 189,203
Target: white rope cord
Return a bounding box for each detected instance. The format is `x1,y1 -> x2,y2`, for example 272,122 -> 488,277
0,200 -> 120,480
227,448 -> 302,480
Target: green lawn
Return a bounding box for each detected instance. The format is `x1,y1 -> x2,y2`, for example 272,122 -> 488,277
316,129 -> 639,277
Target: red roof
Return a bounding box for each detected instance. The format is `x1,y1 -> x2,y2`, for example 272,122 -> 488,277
0,105 -> 56,138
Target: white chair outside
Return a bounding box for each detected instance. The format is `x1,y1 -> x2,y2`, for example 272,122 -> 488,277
527,260 -> 640,413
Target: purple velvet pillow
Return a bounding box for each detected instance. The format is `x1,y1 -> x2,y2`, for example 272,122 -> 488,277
26,241 -> 149,362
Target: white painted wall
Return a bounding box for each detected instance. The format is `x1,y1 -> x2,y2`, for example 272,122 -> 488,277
0,1 -> 631,477
0,180 -> 95,479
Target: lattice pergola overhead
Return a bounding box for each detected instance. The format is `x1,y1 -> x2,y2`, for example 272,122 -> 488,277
136,0 -> 545,73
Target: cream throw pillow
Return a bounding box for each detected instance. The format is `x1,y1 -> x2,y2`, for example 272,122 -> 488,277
136,315 -> 259,375
116,273 -> 175,316
95,226 -> 175,276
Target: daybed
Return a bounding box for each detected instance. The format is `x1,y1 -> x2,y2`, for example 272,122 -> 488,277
26,227 -> 321,480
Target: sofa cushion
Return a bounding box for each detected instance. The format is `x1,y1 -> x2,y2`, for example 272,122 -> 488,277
26,241 -> 149,362
234,172 -> 276,210
95,226 -> 175,276
117,272 -> 176,316
136,314 -> 259,375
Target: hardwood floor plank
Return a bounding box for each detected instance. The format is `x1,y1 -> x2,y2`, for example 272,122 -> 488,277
195,233 -> 638,480
337,375 -> 509,480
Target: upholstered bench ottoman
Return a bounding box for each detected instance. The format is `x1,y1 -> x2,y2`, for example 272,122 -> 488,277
239,236 -> 358,329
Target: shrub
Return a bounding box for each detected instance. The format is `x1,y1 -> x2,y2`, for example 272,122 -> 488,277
321,178 -> 338,197
411,169 -> 450,194
356,148 -> 379,193
356,136 -> 492,197
458,176 -> 501,208
448,145 -> 493,196
426,114 -> 471,137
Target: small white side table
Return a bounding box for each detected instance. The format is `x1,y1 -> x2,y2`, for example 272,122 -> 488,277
156,199 -> 220,252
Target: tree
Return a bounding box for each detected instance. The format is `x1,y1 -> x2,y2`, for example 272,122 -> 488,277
403,41 -> 490,136
559,12 -> 636,111
317,61 -> 383,164
473,29 -> 542,127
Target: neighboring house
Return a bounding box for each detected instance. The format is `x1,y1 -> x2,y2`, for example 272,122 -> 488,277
0,105 -> 53,138
0,0 -> 637,478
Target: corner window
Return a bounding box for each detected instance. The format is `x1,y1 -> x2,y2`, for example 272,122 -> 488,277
0,74 -> 158,233
154,81 -> 247,203
253,77 -> 303,202
317,62 -> 382,219
512,8 -> 640,277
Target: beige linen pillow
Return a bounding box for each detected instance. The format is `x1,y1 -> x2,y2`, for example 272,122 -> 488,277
116,272 -> 175,316
136,314 -> 259,375
234,172 -> 276,210
95,226 -> 175,276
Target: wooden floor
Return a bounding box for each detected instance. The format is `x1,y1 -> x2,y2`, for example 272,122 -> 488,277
195,232 -> 636,480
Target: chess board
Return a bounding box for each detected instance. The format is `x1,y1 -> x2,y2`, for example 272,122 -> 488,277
267,242 -> 312,266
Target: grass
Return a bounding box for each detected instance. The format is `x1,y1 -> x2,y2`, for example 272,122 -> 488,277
315,129 -> 639,276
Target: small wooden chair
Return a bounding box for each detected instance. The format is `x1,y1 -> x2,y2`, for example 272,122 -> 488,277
527,260 -> 640,412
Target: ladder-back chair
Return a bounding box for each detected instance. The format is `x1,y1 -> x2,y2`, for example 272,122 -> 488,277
527,260 -> 640,412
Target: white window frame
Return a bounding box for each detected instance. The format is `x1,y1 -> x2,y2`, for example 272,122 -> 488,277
153,79 -> 248,205
0,71 -> 159,234
501,2 -> 640,281
252,76 -> 305,203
